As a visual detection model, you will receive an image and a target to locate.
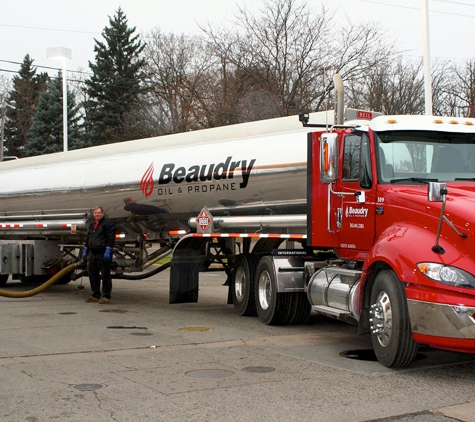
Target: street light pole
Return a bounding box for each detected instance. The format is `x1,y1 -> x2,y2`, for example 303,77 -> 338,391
422,0 -> 433,116
46,47 -> 72,152
1,94 -> 5,162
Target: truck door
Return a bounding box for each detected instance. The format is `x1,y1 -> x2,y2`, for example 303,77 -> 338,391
332,132 -> 376,253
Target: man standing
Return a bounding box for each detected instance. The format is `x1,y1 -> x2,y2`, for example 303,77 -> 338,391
83,206 -> 117,304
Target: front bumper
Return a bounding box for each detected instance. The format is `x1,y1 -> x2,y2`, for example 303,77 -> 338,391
408,299 -> 475,339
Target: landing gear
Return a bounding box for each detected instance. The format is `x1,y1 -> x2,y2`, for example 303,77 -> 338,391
369,270 -> 418,367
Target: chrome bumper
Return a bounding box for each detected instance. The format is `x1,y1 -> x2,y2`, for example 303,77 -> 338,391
407,299 -> 475,339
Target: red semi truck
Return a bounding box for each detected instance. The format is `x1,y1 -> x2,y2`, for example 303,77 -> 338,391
171,99 -> 475,367
1,76 -> 475,367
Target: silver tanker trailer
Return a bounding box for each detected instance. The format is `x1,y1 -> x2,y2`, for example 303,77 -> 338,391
0,107 -> 357,286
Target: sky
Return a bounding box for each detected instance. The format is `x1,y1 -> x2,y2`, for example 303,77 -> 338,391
1,0 -> 475,83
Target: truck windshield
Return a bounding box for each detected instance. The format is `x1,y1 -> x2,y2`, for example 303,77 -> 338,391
375,130 -> 475,183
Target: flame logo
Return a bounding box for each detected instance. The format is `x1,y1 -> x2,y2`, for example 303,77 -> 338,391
140,163 -> 155,198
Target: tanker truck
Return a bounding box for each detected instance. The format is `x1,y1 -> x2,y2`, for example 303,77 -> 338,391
2,76 -> 475,368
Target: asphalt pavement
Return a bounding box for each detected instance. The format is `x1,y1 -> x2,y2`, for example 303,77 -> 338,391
1,269 -> 475,422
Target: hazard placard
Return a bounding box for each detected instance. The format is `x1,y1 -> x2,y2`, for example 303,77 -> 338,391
196,207 -> 214,234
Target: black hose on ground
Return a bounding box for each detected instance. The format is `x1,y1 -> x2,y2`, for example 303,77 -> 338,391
113,262 -> 170,280
0,263 -> 79,298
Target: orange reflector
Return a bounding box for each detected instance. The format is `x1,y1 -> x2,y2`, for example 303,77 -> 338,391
169,230 -> 188,235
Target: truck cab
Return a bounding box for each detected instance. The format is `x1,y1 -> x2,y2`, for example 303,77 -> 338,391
307,115 -> 475,366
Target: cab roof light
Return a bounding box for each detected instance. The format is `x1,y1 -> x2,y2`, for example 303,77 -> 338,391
433,119 -> 443,124
386,119 -> 397,124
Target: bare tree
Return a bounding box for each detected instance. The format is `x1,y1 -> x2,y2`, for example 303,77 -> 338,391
346,57 -> 425,114
142,30 -> 219,134
202,0 -> 394,118
438,59 -> 475,117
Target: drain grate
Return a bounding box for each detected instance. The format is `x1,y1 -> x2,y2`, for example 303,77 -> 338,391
243,366 -> 275,373
340,348 -> 427,362
340,349 -> 378,361
71,383 -> 105,391
58,312 -> 77,315
185,369 -> 234,379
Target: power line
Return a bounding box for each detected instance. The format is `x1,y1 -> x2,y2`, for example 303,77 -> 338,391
433,0 -> 475,7
0,22 -> 100,35
0,60 -> 91,76
358,0 -> 475,18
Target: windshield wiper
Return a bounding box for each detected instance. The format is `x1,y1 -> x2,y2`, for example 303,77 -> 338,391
390,177 -> 439,184
454,177 -> 475,181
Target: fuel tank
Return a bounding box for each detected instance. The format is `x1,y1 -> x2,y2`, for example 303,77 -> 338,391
0,112 -> 332,238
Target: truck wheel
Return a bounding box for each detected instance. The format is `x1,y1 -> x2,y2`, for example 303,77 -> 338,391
285,292 -> 311,325
369,270 -> 418,368
0,274 -> 8,286
231,254 -> 259,316
255,256 -> 291,325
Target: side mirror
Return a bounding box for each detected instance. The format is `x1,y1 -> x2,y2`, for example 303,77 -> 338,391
320,133 -> 339,183
428,182 -> 447,202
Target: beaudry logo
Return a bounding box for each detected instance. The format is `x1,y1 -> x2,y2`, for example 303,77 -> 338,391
345,206 -> 369,218
140,163 -> 155,197
141,156 -> 256,198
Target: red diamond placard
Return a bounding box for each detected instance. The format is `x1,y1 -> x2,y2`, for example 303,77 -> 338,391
197,208 -> 211,232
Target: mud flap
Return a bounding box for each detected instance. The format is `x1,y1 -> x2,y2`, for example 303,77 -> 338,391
169,250 -> 206,304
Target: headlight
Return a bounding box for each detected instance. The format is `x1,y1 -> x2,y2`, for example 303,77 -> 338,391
417,263 -> 475,288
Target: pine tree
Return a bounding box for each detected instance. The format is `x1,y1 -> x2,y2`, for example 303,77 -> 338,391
24,72 -> 83,156
4,55 -> 48,157
83,7 -> 149,145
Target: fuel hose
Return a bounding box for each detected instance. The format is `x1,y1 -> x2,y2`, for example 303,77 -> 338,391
0,263 -> 78,298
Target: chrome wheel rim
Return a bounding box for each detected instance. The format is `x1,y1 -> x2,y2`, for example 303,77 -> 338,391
258,270 -> 272,310
370,291 -> 392,347
234,266 -> 245,302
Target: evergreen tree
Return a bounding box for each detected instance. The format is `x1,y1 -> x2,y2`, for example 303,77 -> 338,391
24,72 -> 83,156
83,8 -> 149,145
4,55 -> 48,157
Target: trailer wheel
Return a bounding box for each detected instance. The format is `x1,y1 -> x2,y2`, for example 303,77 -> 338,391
231,254 -> 259,316
0,274 -> 8,286
369,270 -> 418,368
285,292 -> 311,325
255,256 -> 291,325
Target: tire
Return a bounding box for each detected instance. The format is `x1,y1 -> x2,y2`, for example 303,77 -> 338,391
231,254 -> 259,316
285,292 -> 311,325
255,256 -> 292,325
369,270 -> 418,368
0,274 -> 8,287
